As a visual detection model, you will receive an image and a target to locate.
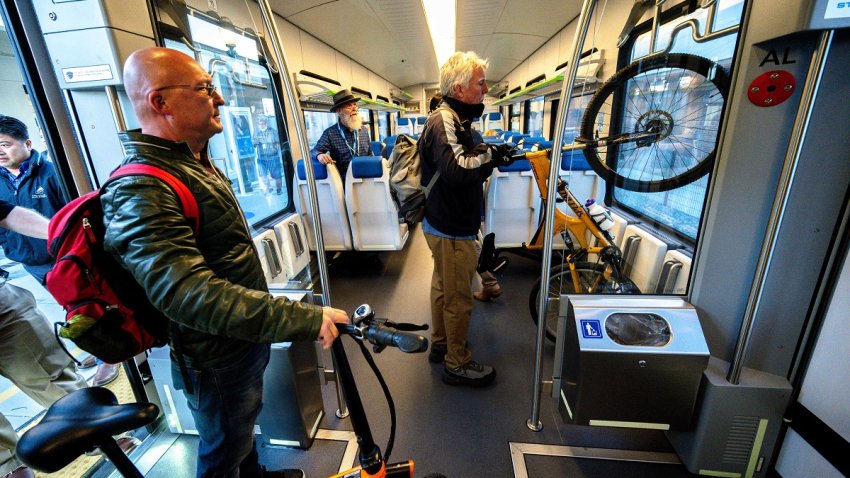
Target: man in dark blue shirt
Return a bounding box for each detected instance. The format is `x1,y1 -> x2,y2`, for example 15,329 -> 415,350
0,115 -> 65,285
310,89 -> 372,181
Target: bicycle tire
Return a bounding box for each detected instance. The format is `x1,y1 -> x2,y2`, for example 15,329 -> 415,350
579,53 -> 730,192
528,264 -> 600,342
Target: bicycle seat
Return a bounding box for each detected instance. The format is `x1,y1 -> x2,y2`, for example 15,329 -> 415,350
16,387 -> 158,473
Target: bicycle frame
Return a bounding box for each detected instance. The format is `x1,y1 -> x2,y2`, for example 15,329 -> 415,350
522,149 -> 625,293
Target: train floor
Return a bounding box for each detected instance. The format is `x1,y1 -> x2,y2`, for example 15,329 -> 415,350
2,227 -> 698,477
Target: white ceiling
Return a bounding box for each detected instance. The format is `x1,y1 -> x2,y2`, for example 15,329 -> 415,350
270,0 -> 582,89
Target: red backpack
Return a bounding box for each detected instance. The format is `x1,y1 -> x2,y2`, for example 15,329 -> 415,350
46,164 -> 199,364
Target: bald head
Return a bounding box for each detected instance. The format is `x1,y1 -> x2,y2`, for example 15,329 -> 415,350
124,48 -> 200,121
122,47 -> 225,155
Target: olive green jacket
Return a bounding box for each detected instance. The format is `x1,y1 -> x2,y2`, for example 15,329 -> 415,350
101,131 -> 322,368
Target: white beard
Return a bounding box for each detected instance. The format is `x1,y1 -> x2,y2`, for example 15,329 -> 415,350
341,111 -> 363,131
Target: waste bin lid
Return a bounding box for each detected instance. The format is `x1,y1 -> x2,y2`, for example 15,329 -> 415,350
605,313 -> 671,346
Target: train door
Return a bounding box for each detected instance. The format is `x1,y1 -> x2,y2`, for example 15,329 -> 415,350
1,3 -> 107,477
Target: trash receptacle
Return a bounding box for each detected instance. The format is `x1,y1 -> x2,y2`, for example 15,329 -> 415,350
559,296 -> 709,430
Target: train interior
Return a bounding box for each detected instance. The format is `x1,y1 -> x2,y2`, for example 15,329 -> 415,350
0,0 -> 848,477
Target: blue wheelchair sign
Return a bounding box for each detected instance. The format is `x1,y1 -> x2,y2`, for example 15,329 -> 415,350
580,319 -> 603,339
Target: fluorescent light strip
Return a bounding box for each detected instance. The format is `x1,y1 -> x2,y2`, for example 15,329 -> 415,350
422,0 -> 456,67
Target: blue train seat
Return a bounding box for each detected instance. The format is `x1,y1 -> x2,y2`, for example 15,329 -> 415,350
370,140 -> 384,157
295,159 -> 353,251
344,156 -> 409,251
482,156 -> 541,249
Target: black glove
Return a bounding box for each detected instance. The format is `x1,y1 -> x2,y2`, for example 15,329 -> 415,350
471,143 -> 490,156
490,143 -> 517,167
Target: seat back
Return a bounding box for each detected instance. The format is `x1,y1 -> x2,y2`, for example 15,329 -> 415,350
344,156 -> 409,251
295,159 -> 352,251
253,229 -> 288,286
397,117 -> 415,136
384,135 -> 399,159
620,224 -> 669,293
370,141 -> 384,157
656,249 -> 693,294
415,116 -> 427,135
482,158 -> 541,249
484,111 -> 503,131
272,214 -> 310,281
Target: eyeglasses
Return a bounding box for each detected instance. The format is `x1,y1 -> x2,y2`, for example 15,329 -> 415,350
0,269 -> 8,288
155,84 -> 218,97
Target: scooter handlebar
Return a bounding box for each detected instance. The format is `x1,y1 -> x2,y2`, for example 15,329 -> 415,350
363,323 -> 428,353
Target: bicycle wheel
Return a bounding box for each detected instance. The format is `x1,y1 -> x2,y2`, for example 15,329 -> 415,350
528,263 -> 605,342
580,53 -> 730,192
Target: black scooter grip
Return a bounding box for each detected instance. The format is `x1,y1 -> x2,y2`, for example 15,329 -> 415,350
365,324 -> 428,353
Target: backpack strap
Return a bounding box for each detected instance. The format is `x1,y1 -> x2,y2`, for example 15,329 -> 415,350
108,164 -> 200,234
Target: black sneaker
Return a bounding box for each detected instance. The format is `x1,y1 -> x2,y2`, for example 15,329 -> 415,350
428,344 -> 447,363
442,361 -> 496,387
260,466 -> 304,478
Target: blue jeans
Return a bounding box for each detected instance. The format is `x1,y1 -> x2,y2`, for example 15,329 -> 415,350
172,343 -> 270,478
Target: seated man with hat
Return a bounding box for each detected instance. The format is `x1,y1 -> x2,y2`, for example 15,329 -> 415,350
310,89 -> 372,181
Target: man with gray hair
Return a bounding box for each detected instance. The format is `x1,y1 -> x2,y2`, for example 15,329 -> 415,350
418,51 -> 513,387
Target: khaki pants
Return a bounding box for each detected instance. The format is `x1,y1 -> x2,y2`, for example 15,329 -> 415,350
0,284 -> 87,468
424,232 -> 477,369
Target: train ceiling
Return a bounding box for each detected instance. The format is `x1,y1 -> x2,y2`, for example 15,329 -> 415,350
271,0 -> 582,89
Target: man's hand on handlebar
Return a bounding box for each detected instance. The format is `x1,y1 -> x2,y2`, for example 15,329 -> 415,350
318,306 -> 348,349
490,143 -> 517,167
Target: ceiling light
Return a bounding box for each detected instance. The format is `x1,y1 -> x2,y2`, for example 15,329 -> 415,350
422,0 -> 456,68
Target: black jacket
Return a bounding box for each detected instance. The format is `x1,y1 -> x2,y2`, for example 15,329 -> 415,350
418,97 -> 495,236
101,131 -> 322,368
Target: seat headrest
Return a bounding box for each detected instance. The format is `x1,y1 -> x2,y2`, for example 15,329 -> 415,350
560,151 -> 592,171
351,155 -> 384,178
497,158 -> 532,173
297,159 -> 329,180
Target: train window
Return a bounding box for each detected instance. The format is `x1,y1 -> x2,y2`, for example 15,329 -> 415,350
561,93 -> 594,146
376,111 -> 391,141
509,103 -> 521,132
159,9 -> 294,228
304,110 -> 340,148
609,0 -> 743,240
358,109 -> 373,140
526,96 -> 545,137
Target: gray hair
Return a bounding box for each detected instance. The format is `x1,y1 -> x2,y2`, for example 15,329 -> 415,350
439,51 -> 489,98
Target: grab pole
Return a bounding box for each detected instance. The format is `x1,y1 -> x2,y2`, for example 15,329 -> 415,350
256,0 -> 348,417
529,0 -> 597,432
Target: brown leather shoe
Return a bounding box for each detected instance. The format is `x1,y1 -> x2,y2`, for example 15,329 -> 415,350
473,285 -> 502,302
92,363 -> 120,387
3,466 -> 34,478
117,436 -> 141,454
79,355 -> 97,369
86,436 -> 141,457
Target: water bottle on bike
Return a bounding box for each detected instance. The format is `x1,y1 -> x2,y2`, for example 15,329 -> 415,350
585,199 -> 614,232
